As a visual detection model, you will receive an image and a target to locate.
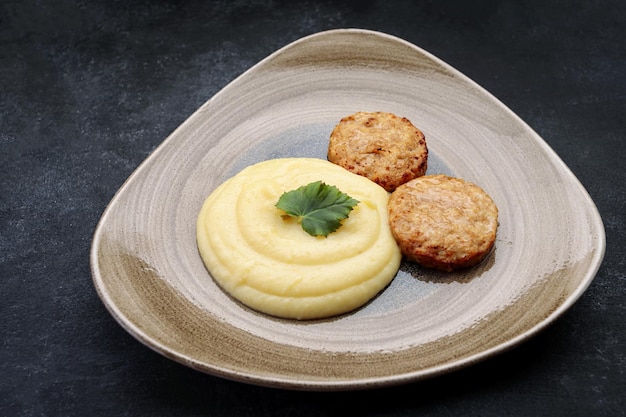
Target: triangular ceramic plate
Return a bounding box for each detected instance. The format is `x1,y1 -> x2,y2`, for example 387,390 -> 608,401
90,29 -> 605,390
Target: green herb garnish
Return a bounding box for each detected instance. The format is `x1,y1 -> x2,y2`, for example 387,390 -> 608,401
275,181 -> 360,237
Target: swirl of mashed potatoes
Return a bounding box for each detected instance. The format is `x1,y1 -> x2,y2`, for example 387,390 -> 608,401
196,158 -> 401,320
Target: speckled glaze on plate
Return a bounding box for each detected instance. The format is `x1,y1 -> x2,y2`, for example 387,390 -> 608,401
90,29 -> 605,390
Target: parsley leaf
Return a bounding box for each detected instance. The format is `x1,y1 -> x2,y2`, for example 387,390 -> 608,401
275,181 -> 360,237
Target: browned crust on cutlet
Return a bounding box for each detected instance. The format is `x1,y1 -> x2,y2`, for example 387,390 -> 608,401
388,174 -> 498,271
327,111 -> 428,192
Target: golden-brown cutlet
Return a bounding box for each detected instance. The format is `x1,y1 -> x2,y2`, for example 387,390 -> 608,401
388,174 -> 498,271
328,111 -> 428,192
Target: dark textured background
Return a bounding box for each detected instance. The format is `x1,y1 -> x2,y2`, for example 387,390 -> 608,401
1,0 -> 625,416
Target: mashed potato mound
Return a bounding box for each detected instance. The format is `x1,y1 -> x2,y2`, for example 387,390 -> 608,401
196,158 -> 401,320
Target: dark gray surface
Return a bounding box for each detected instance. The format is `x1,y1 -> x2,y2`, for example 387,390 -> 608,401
1,1 -> 624,415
